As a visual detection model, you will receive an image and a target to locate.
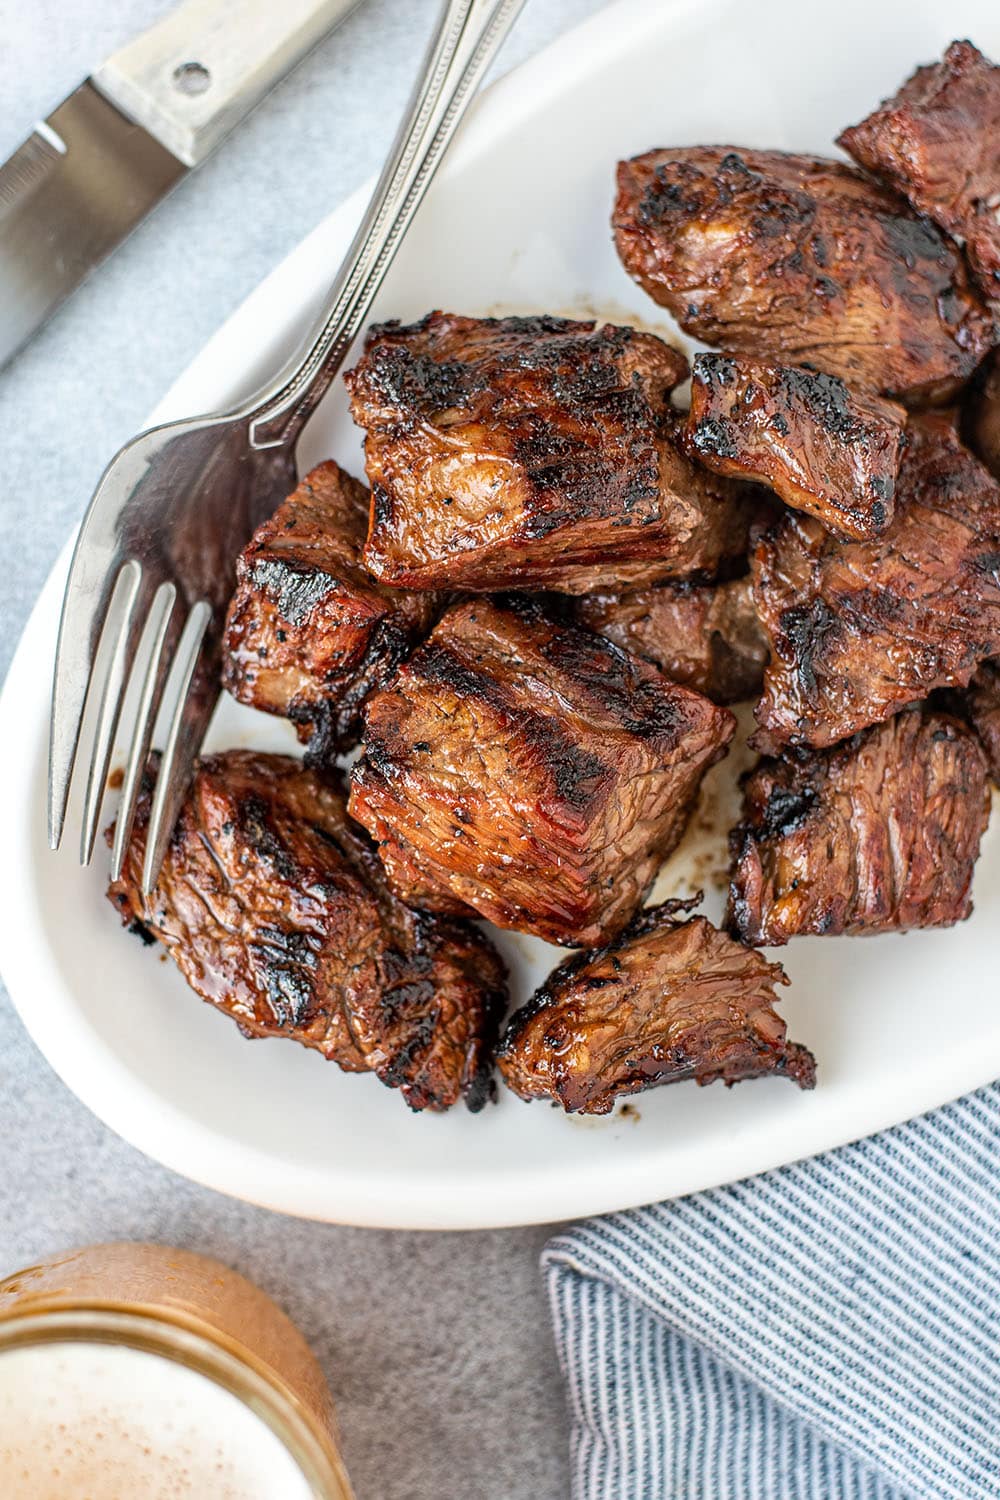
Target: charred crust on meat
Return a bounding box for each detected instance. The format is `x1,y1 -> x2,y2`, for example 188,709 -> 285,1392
346,311 -> 753,593
498,903 -> 815,1112
838,41 -> 1000,297
614,147 -> 994,401
752,414 -> 1000,750
221,462 -> 441,758
107,751 -> 507,1112
778,600 -> 838,695
686,352 -> 906,540
249,927 -> 317,1029
126,917 -> 157,947
237,794 -> 299,882
248,560 -> 336,627
752,783 -> 818,841
349,598 -> 734,947
728,710 -> 990,943
690,417 -> 738,460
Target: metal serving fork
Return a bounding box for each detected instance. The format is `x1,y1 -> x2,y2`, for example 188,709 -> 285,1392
48,0 -> 525,895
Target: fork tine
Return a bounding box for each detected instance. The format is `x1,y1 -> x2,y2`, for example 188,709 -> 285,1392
109,581 -> 177,882
141,601 -> 216,896
77,561 -> 144,865
48,554 -> 127,851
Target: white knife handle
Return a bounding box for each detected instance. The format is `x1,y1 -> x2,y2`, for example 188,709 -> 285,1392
93,0 -> 361,168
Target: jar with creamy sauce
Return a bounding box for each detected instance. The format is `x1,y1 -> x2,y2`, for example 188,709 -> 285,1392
0,1242 -> 355,1499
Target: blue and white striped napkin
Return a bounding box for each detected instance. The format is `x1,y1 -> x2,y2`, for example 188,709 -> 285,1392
543,1084 -> 1000,1500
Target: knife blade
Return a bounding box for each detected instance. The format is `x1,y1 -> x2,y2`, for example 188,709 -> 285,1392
0,0 -> 361,370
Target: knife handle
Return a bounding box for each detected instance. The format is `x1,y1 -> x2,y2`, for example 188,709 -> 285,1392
93,0 -> 361,168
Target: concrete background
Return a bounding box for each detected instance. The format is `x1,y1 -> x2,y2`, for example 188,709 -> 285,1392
0,3 -> 610,1494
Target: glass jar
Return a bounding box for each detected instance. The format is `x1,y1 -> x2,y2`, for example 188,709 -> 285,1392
0,1241 -> 355,1499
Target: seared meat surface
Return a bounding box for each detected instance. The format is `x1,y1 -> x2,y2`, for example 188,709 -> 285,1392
108,751 -> 507,1111
838,41 -> 1000,299
221,462 -> 439,758
686,353 -> 906,540
105,37 -> 1000,1136
348,598 -> 735,947
752,413 -> 1000,752
613,148 -> 993,403
965,659 -> 1000,784
575,574 -> 767,704
497,901 -> 815,1113
345,312 -> 753,594
728,711 -> 990,945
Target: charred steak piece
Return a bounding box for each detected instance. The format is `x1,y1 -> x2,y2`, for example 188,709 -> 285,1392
838,41 -> 1000,299
613,148 -> 993,403
752,413 -> 1000,753
686,353 -> 906,540
348,598 -> 735,948
221,462 -> 439,758
345,312 -> 753,594
965,659 -> 1000,784
575,574 -> 767,704
728,710 -> 990,946
497,900 -> 815,1114
108,751 -> 507,1112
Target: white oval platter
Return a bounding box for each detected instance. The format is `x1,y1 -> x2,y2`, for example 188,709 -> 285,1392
1,0 -> 998,1228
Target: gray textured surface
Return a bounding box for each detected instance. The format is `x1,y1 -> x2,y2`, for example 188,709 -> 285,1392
0,3 -> 612,1494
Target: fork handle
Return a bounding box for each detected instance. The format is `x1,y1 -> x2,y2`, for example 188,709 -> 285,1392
246,0 -> 526,451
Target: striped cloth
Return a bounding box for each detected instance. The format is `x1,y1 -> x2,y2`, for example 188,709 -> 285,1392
543,1084 -> 1000,1500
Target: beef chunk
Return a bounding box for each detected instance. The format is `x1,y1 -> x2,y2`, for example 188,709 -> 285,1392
686,353 -> 906,540
838,41 -> 1000,299
221,462 -> 439,758
344,312 -> 752,594
575,574 -> 767,704
752,413 -> 1000,752
107,751 -> 507,1111
965,659 -> 1000,783
497,901 -> 815,1113
348,598 -> 735,947
728,711 -> 990,945
613,148 -> 993,403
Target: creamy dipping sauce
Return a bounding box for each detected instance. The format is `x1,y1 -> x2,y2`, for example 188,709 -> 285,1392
0,1339 -> 316,1499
